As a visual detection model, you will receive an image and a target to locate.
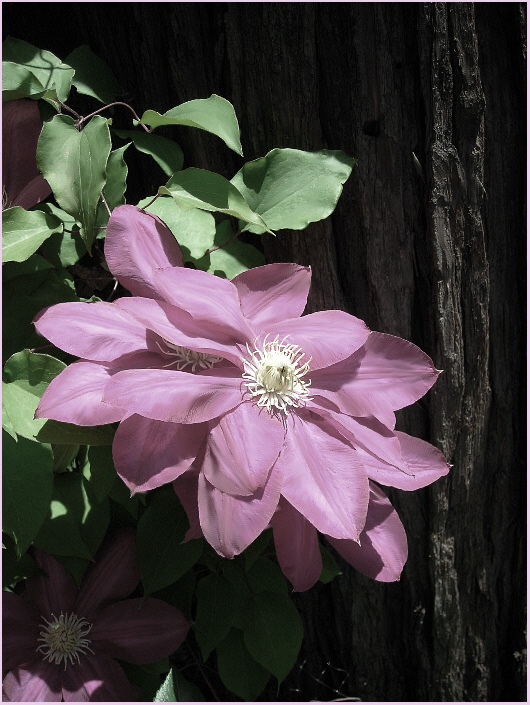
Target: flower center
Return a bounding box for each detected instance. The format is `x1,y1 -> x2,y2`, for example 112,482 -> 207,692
36,612 -> 94,670
242,336 -> 312,414
156,338 -> 221,372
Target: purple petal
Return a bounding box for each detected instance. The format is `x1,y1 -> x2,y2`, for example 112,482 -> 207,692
104,204 -> 184,299
34,302 -> 148,362
198,463 -> 283,558
173,471 -> 203,540
202,403 -> 285,495
271,499 -> 322,592
2,659 -> 62,702
2,593 -> 41,673
2,99 -> 51,209
232,263 -> 311,328
326,483 -> 408,582
116,296 -> 245,367
103,367 -> 243,423
61,653 -> 140,702
263,310 -> 370,371
74,529 -> 140,618
312,331 -> 439,417
36,361 -> 125,426
113,415 -> 207,493
277,412 -> 370,541
394,432 -> 450,489
25,549 -> 78,616
153,267 -> 255,342
90,598 -> 190,664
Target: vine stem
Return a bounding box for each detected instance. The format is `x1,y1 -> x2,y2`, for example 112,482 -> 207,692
184,642 -> 221,701
76,101 -> 152,133
140,193 -> 161,211
207,229 -> 241,254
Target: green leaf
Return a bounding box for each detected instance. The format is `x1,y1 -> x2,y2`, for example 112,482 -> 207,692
36,114 -> 112,252
319,543 -> 342,583
2,253 -> 53,281
2,351 -> 66,441
2,207 -> 63,263
2,61 -> 46,101
137,195 -> 215,260
85,445 -> 117,502
246,556 -> 288,596
36,204 -> 84,269
3,430 -> 54,556
115,130 -> 184,177
35,420 -> 116,446
194,574 -> 241,660
160,168 -> 270,232
217,628 -> 270,701
52,443 -> 80,473
3,37 -> 74,103
231,148 -> 356,233
2,534 -> 39,587
154,668 -> 205,702
243,528 -> 273,571
65,45 -> 122,103
95,144 -> 129,232
243,591 -> 303,683
194,219 -> 265,279
141,94 -> 243,156
137,488 -> 203,595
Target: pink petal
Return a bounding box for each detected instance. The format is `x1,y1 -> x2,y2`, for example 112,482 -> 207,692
2,659 -> 62,702
2,99 -> 51,209
116,296 -> 245,367
202,403 -> 285,495
90,598 -> 190,664
271,499 -> 322,592
61,653 -> 140,702
113,415 -> 207,493
104,204 -> 184,299
34,302 -> 148,362
153,266 -> 255,341
74,529 -> 140,618
394,431 -> 450,489
311,331 -> 439,417
25,549 -> 78,616
173,471 -> 203,540
326,483 -> 408,582
198,463 -> 283,558
103,367 -> 243,423
232,263 -> 311,328
2,593 -> 41,673
36,361 -> 125,426
262,310 -> 370,371
277,411 -> 370,541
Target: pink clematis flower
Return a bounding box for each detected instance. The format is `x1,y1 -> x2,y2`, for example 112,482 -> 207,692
3,99 -> 51,210
3,529 -> 191,702
34,205 -> 449,590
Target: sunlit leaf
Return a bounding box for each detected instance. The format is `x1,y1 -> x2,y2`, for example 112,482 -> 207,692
2,61 -> 46,101
194,219 -> 265,279
95,143 -> 129,232
154,668 -> 205,702
2,206 -> 63,263
141,94 -> 243,156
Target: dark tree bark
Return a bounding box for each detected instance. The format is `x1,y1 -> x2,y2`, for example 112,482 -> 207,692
4,3 -> 525,701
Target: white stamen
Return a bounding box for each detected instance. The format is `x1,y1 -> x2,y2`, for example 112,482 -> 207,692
36,612 -> 94,670
155,339 -> 221,372
242,335 -> 312,414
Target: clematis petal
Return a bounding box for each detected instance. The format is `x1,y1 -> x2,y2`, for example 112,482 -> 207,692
232,263 -> 311,328
173,471 -> 203,541
105,204 -> 184,299
202,403 -> 285,496
393,431 -> 450,489
2,659 -> 62,702
74,529 -> 140,618
61,653 -> 140,702
103,367 -> 243,424
271,499 -> 323,592
116,296 -> 245,367
33,302 -> 148,362
264,310 -> 370,371
277,411 -> 370,541
25,549 -> 78,616
36,361 -> 125,426
113,415 -> 207,493
90,598 -> 190,664
153,266 -> 254,341
2,593 -> 41,673
326,483 -> 408,582
198,463 -> 283,559
311,331 -> 439,417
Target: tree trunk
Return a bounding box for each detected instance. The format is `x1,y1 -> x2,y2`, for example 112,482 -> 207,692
4,3 -> 525,700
